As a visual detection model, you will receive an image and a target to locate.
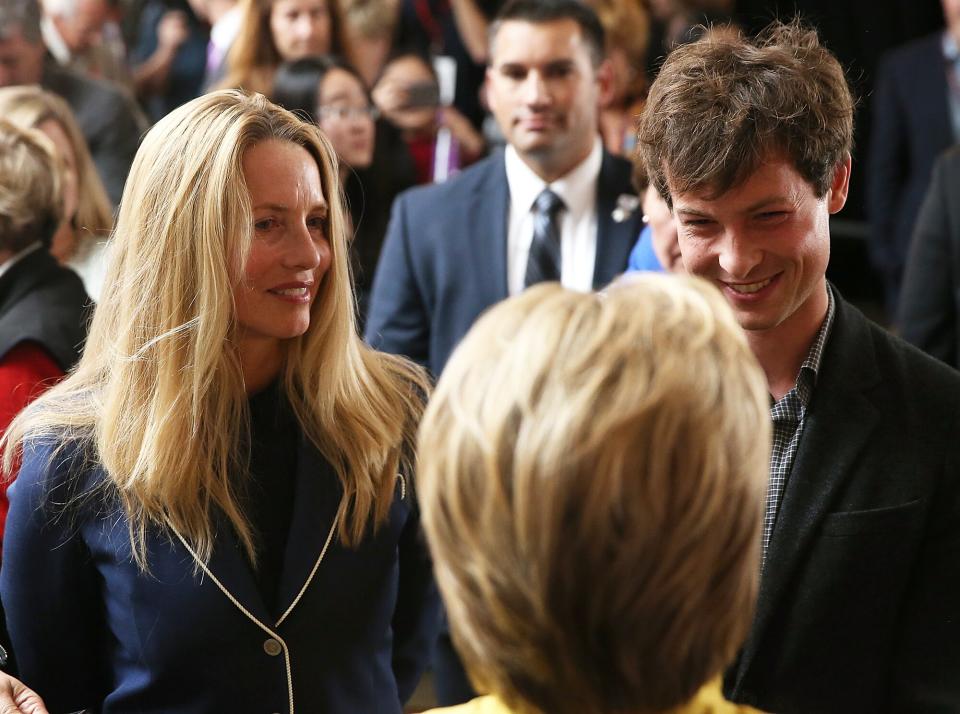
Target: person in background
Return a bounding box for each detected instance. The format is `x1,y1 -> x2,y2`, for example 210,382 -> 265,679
272,55 -> 391,320
130,0 -> 209,122
0,117 -> 89,542
589,0 -> 649,157
0,85 -> 114,300
338,0 -> 398,88
0,0 -> 147,206
867,0 -> 960,316
638,20 -> 960,712
417,276 -> 770,714
188,0 -> 241,88
627,162 -> 681,274
373,49 -> 484,184
39,0 -> 129,84
0,89 -> 440,713
221,0 -> 344,95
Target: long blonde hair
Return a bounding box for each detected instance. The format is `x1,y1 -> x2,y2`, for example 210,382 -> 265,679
0,85 -> 113,253
418,276 -> 770,714
3,89 -> 427,568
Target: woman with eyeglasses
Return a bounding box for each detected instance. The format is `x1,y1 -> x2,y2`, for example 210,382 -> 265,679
273,56 -> 415,324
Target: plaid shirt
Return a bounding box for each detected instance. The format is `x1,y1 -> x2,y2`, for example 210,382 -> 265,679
762,289 -> 836,563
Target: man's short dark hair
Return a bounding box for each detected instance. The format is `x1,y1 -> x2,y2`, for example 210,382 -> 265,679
0,0 -> 42,43
637,20 -> 855,206
489,0 -> 606,66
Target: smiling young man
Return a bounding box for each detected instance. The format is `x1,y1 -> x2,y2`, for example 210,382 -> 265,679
638,22 -> 960,713
364,0 -> 642,703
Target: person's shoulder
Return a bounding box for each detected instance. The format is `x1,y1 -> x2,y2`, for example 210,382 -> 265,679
421,695 -> 515,714
880,31 -> 943,69
395,150 -> 505,210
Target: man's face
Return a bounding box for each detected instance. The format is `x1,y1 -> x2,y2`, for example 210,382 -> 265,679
486,18 -> 605,179
54,0 -> 110,53
0,28 -> 45,86
671,155 -> 850,338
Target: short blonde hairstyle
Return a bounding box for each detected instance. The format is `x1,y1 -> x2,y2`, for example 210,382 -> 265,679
0,118 -> 62,253
418,275 -> 770,714
0,85 -> 114,253
5,90 -> 427,568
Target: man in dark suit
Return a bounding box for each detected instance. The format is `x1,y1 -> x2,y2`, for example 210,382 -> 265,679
638,21 -> 960,713
0,0 -> 145,205
867,3 -> 960,312
899,146 -> 960,366
365,0 -> 642,378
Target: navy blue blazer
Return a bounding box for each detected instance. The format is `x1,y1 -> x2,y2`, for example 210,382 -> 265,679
867,32 -> 955,300
1,435 -> 441,714
364,148 -> 642,376
726,290 -> 960,712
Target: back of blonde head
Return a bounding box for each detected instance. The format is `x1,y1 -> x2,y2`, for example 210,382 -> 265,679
0,118 -> 62,252
4,90 -> 426,567
418,275 -> 770,714
0,86 -> 113,248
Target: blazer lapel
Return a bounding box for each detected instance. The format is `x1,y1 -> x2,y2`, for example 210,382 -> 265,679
733,293 -> 882,686
593,151 -> 640,288
274,433 -> 342,623
468,151 -> 510,302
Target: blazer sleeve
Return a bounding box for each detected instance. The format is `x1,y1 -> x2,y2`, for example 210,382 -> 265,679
888,406 -> 960,710
0,440 -> 110,710
898,152 -> 958,367
866,54 -> 908,277
391,474 -> 442,703
364,193 -> 432,370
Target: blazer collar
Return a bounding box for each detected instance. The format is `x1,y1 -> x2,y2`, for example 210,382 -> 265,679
469,150 -> 511,302
199,433 -> 341,630
732,287 -> 882,687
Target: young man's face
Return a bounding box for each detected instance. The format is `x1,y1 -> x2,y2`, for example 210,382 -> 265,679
670,155 -> 850,339
486,18 -> 606,180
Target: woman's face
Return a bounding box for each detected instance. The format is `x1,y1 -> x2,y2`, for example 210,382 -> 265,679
317,68 -> 375,170
37,118 -> 79,225
270,0 -> 331,62
234,139 -> 332,353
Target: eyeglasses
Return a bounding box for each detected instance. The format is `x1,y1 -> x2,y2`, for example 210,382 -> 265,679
317,105 -> 381,122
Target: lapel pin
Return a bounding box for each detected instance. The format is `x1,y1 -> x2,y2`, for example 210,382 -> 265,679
612,194 -> 640,223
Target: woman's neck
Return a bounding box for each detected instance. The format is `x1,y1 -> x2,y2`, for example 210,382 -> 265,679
239,336 -> 283,394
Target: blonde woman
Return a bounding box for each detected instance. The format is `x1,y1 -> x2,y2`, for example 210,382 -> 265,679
0,86 -> 114,302
221,0 -> 345,95
417,276 -> 771,714
0,90 -> 439,714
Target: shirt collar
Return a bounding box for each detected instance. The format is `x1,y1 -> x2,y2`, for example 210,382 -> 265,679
40,15 -> 71,65
794,285 -> 835,407
504,137 -> 603,217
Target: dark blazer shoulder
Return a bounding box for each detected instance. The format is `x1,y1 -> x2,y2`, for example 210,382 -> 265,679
395,149 -> 505,208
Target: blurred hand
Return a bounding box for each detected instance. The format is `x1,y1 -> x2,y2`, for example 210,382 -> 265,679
0,671 -> 48,714
157,11 -> 189,51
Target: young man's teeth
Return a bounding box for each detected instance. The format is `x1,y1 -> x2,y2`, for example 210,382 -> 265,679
730,277 -> 773,294
274,287 -> 307,296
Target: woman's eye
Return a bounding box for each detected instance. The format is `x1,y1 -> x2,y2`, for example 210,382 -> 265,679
254,218 -> 276,231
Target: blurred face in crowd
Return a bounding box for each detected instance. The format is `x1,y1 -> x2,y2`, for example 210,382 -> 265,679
373,55 -> 438,132
486,18 -> 608,182
52,0 -> 110,54
270,0 -> 332,62
0,27 -> 45,86
235,140 -> 331,355
670,155 -> 849,343
317,68 -> 376,171
643,185 -> 681,273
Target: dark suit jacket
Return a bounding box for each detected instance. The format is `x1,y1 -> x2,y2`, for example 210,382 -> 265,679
867,32 -> 954,302
364,148 -> 642,376
899,146 -> 960,366
2,435 -> 441,713
726,289 -> 960,713
42,60 -> 147,206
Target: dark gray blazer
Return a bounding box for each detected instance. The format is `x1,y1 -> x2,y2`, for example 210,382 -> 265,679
42,60 -> 147,206
364,149 -> 642,376
899,146 -> 960,367
726,290 -> 960,713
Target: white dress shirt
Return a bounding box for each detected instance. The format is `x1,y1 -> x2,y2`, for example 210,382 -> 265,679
505,138 -> 602,296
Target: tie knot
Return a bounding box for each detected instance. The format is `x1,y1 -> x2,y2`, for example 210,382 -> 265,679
534,188 -> 564,218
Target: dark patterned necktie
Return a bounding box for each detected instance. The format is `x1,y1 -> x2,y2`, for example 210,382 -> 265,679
524,188 -> 565,288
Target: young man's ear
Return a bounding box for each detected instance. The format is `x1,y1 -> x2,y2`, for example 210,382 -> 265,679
827,153 -> 852,214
